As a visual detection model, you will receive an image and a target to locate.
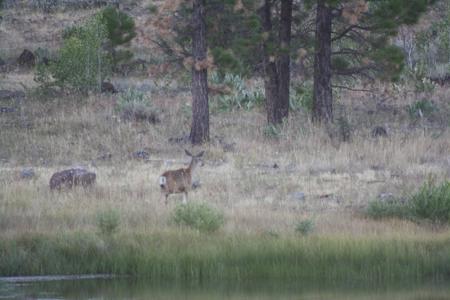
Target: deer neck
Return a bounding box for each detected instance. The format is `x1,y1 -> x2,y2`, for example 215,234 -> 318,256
187,159 -> 197,175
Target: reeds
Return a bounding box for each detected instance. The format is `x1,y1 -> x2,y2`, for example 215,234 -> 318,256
1,231 -> 449,283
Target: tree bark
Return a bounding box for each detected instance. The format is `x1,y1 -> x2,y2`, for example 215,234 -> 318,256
261,0 -> 293,126
312,0 -> 333,123
277,0 -> 293,123
189,0 -> 209,145
261,0 -> 281,125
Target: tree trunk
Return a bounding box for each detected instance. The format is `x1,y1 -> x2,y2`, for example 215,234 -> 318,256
261,0 -> 281,125
190,0 -> 209,145
312,0 -> 333,123
277,0 -> 293,123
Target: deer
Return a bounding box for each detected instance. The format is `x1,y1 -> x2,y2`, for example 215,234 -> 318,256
159,149 -> 204,205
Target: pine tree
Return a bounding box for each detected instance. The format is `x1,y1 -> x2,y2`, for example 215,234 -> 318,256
190,0 -> 210,144
310,0 -> 435,123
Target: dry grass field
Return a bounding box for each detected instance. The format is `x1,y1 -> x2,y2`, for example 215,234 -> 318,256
1,70 -> 450,238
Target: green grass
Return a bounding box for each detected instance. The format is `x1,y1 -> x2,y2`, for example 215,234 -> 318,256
1,231 -> 449,284
367,180 -> 450,223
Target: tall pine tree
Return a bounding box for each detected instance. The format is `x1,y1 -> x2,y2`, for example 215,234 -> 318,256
310,0 -> 435,123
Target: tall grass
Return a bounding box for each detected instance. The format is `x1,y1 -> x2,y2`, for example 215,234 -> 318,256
0,231 -> 449,284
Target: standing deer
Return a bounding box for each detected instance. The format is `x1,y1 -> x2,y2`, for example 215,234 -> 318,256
159,150 -> 204,204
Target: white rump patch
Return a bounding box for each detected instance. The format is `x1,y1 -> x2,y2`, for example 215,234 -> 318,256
159,176 -> 167,186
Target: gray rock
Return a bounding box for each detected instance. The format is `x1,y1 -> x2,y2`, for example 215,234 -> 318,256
371,126 -> 388,138
0,90 -> 25,100
132,150 -> 150,160
0,107 -> 15,113
17,49 -> 36,68
101,82 -> 117,94
20,168 -> 35,179
50,168 -> 96,190
192,180 -> 201,190
290,191 -> 306,201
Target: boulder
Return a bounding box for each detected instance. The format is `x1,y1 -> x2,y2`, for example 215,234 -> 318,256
371,126 -> 388,138
17,49 -> 36,68
101,82 -> 118,94
50,168 -> 96,190
0,90 -> 25,100
132,150 -> 150,160
20,168 -> 35,180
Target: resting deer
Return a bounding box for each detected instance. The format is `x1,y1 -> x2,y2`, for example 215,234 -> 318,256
159,150 -> 204,205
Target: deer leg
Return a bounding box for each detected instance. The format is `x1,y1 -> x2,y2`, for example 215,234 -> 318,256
182,192 -> 188,204
165,194 -> 169,206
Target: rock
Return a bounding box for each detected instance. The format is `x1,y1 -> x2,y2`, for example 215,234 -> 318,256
192,180 -> 201,190
290,191 -> 306,201
97,153 -> 112,161
17,49 -> 36,68
101,82 -> 118,94
0,107 -> 15,113
0,90 -> 26,100
371,126 -> 388,138
168,134 -> 190,145
132,150 -> 150,160
49,168 -> 96,190
20,168 -> 35,180
122,109 -> 160,124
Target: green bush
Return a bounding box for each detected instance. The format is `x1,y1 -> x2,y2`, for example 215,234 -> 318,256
171,203 -> 224,233
99,6 -> 136,66
263,123 -> 282,139
410,179 -> 450,223
295,219 -> 315,236
210,72 -> 264,112
367,180 -> 450,224
407,99 -> 436,119
54,15 -> 111,92
96,209 -> 121,236
290,82 -> 313,112
366,198 -> 410,220
116,89 -> 159,123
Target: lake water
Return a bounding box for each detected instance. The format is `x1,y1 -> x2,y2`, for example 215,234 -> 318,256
1,276 -> 449,299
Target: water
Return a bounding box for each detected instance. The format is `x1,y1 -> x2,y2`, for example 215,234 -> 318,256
1,276 -> 449,300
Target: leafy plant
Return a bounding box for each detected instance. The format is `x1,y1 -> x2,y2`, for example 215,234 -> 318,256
410,179 -> 450,223
290,82 -> 313,112
366,198 -> 410,220
367,179 -> 450,224
263,123 -> 282,139
116,89 -> 159,123
407,99 -> 436,119
210,72 -> 264,112
96,209 -> 120,236
99,6 -> 136,66
171,202 -> 224,233
50,14 -> 112,92
295,219 -> 315,236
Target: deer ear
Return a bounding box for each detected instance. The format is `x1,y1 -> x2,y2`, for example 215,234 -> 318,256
184,149 -> 193,157
197,151 -> 205,157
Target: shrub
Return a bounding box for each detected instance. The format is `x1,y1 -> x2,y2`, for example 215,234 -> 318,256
410,179 -> 450,223
171,203 -> 224,233
55,15 -> 111,92
210,72 -> 264,112
96,209 -> 121,236
367,180 -> 450,224
263,123 -> 282,139
295,219 -> 315,236
116,89 -> 159,123
407,99 -> 436,119
99,6 -> 136,66
290,82 -> 313,112
366,198 -> 410,220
